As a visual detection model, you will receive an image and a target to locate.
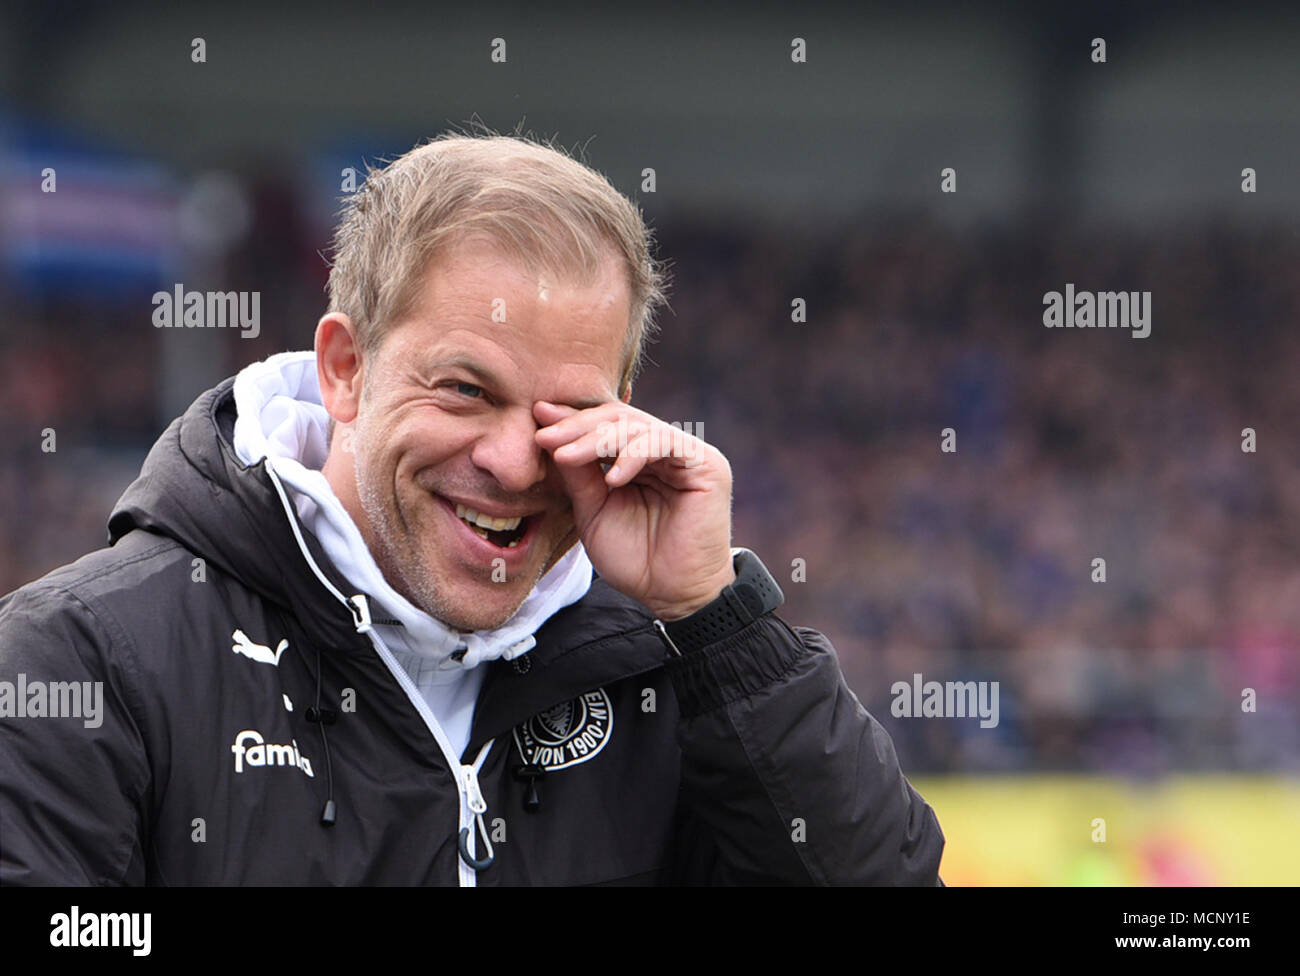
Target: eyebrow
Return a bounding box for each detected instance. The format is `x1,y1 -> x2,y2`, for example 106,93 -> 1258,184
432,356 -> 613,411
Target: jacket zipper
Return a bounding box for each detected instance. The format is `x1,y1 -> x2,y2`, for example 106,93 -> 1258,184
265,462 -> 495,886
362,618 -> 495,886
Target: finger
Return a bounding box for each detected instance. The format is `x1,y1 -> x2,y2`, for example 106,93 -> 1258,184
563,420 -> 708,483
552,456 -> 610,531
532,400 -> 579,426
535,401 -> 632,448
605,425 -> 707,485
605,430 -> 654,486
551,419 -> 651,465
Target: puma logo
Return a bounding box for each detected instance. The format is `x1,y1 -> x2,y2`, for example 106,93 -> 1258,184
231,629 -> 289,667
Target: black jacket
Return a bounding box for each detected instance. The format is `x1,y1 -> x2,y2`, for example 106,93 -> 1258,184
0,378 -> 944,885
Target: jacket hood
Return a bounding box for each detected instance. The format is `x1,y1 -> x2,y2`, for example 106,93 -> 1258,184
108,377 -> 371,651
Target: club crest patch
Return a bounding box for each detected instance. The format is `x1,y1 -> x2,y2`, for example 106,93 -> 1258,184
513,688 -> 613,770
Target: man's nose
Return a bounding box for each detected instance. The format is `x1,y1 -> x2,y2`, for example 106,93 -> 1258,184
469,408 -> 549,496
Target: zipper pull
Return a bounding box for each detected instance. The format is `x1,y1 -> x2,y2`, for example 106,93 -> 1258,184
461,764 -> 487,815
348,594 -> 373,634
457,764 -> 494,871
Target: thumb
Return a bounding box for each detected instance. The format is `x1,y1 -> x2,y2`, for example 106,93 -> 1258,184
553,456 -> 610,534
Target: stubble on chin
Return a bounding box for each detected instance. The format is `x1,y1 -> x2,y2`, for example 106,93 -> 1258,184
355,465 -> 464,627
353,466 -> 552,632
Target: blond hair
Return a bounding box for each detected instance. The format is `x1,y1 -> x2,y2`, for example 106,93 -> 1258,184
327,127 -> 670,394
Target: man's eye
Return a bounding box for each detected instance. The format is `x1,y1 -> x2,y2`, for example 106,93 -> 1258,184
454,382 -> 484,399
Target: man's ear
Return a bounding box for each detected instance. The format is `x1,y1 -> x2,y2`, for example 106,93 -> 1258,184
316,312 -> 364,424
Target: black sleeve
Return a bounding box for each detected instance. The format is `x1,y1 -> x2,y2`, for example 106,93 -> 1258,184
664,613 -> 944,885
0,584 -> 151,885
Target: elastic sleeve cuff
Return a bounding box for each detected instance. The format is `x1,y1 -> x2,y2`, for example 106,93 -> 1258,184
666,613 -> 805,718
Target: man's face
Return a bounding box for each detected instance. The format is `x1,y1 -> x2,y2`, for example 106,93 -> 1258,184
347,236 -> 631,632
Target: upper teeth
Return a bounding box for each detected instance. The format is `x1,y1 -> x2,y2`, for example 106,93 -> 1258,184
455,503 -> 523,532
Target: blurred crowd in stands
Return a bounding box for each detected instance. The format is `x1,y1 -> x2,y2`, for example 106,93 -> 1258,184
2,193 -> 1297,774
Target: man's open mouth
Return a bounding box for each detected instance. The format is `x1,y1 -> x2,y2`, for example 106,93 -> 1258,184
453,502 -> 531,548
